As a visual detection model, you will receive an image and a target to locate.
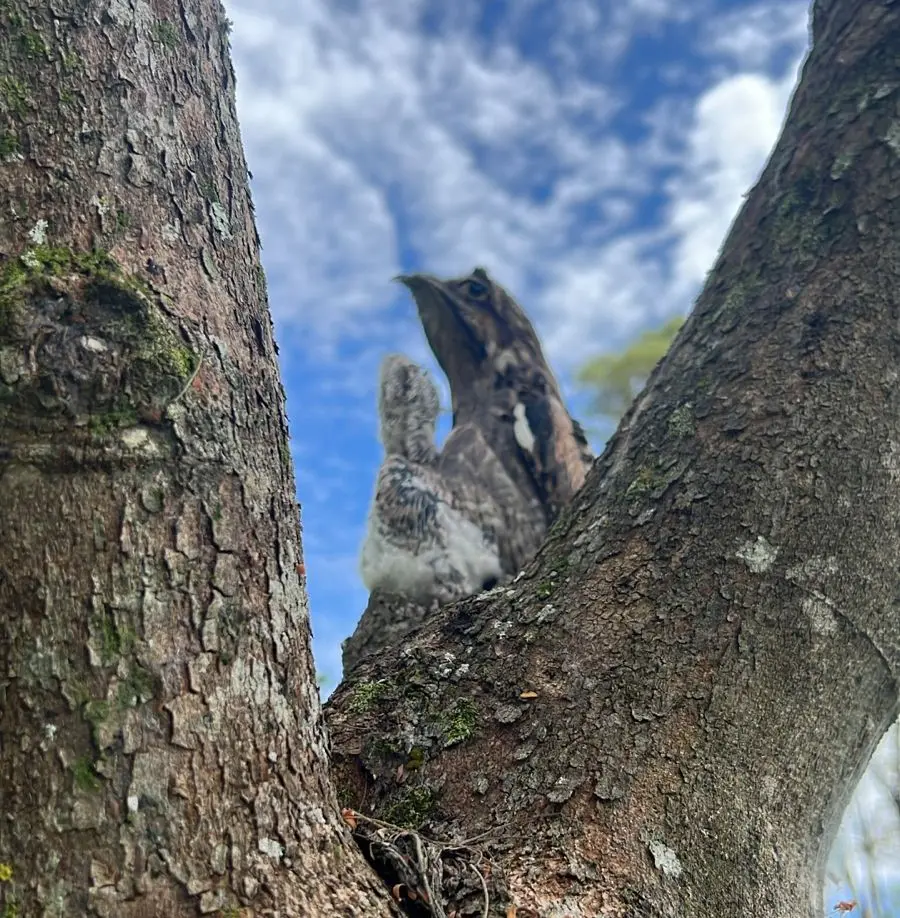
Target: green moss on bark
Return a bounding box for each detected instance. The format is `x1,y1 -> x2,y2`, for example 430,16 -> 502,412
0,245 -> 198,430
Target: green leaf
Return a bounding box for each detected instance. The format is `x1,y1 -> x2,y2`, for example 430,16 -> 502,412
577,315 -> 685,424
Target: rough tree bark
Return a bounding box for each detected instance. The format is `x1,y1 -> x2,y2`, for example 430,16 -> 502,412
0,0 -> 393,915
326,2 -> 900,916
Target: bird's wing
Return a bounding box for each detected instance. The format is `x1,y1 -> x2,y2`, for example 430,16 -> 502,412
511,380 -> 594,520
438,422 -> 546,577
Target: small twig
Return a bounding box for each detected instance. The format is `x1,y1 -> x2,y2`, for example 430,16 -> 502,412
348,809 -> 499,917
350,811 -> 408,835
445,823 -> 506,850
351,810 -> 502,851
412,832 -> 446,918
469,861 -> 490,918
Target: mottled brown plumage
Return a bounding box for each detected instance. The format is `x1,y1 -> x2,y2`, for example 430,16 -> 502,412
437,420 -> 545,577
396,267 -> 593,524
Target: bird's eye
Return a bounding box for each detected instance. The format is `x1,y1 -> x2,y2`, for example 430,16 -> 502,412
465,280 -> 488,298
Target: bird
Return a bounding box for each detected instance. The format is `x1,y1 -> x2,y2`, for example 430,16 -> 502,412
346,272 -> 593,674
395,267 -> 594,527
358,353 -> 506,607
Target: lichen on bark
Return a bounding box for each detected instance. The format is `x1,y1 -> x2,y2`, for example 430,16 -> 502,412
0,242 -> 197,441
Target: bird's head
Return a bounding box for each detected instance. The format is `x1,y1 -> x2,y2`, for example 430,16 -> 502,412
377,353 -> 440,462
395,267 -> 550,413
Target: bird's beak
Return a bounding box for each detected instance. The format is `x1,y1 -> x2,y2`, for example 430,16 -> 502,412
393,273 -> 432,291
394,273 -> 450,314
395,271 -> 467,348
394,273 -> 456,311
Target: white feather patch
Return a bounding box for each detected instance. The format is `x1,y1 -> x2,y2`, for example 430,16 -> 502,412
360,493 -> 501,604
513,402 -> 535,453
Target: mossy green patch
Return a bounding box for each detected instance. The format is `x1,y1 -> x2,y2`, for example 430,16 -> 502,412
405,746 -> 425,770
713,274 -> 762,326
92,607 -> 134,665
1,246 -> 120,329
0,245 -> 198,419
0,131 -> 19,157
71,756 -> 102,792
151,20 -> 181,49
625,466 -> 659,502
83,699 -> 111,726
667,405 -> 694,439
551,555 -> 569,573
65,678 -> 92,709
60,50 -> 81,71
19,27 -> 47,57
88,406 -> 139,435
830,152 -> 854,180
440,699 -> 478,747
115,208 -> 132,231
198,179 -> 219,204
347,679 -> 390,715
116,664 -> 154,708
83,699 -> 112,746
366,736 -> 403,760
0,77 -> 29,116
770,172 -> 831,261
382,785 -> 438,830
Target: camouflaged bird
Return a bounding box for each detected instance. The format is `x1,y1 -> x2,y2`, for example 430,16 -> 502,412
396,267 -> 594,528
359,353 -> 506,605
345,273 -> 593,674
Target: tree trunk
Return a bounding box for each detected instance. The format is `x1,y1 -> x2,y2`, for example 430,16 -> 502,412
327,2 -> 900,915
0,0 -> 392,914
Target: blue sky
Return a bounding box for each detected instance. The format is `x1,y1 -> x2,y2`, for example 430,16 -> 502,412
221,0 -> 900,907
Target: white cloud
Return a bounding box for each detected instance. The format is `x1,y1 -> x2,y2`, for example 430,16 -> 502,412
229,0 -> 811,380
665,65 -> 803,298
702,1 -> 811,71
